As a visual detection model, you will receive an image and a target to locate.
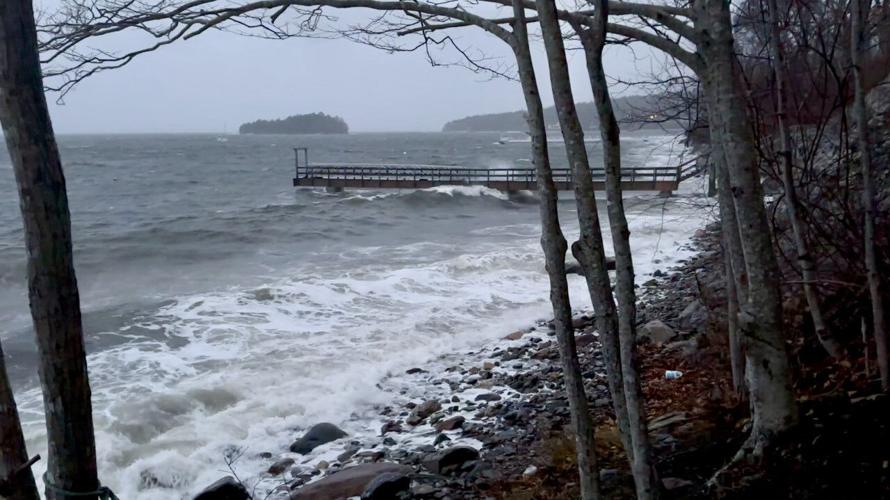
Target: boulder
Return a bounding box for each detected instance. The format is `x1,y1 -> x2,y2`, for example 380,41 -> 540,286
290,423 -> 348,454
421,446 -> 480,475
677,300 -> 708,332
503,330 -> 525,341
267,458 -> 295,475
474,393 -> 501,402
664,338 -> 701,362
291,463 -> 412,500
435,415 -> 465,432
361,472 -> 411,499
193,476 -> 249,500
380,420 -> 402,435
638,320 -> 676,345
406,400 -> 441,426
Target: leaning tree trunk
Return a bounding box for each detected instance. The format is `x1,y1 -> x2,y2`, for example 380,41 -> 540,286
534,0 -> 635,476
509,1 -> 600,494
574,9 -> 658,499
0,342 -> 40,500
851,0 -> 889,391
714,142 -> 748,396
696,0 -> 798,452
765,0 -> 843,359
0,1 -> 101,498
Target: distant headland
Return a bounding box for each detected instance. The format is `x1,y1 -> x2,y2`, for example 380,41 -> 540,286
442,95 -> 678,132
239,112 -> 349,135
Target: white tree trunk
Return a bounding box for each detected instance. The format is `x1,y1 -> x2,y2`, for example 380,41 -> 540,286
574,9 -> 659,499
511,2 -> 601,495
695,0 -> 798,450
851,0 -> 889,391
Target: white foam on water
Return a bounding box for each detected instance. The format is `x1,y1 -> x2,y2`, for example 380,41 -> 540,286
18,188 -> 715,500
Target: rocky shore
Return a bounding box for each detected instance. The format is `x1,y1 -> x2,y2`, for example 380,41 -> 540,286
196,223 -> 738,500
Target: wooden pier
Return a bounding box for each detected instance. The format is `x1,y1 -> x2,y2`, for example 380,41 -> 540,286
292,148 -> 692,193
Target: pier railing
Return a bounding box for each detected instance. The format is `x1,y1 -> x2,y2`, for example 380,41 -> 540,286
293,150 -> 686,192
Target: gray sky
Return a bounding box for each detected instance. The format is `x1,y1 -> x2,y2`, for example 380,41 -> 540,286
44,6 -> 661,134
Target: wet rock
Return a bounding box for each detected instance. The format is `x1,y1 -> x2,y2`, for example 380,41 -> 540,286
193,476 -> 249,500
482,361 -> 495,370
355,450 -> 385,463
338,445 -> 360,463
434,433 -> 451,446
638,320 -> 676,345
381,420 -> 402,435
406,400 -> 442,426
572,315 -> 594,329
406,367 -> 427,375
291,463 -> 412,500
474,393 -> 501,402
422,446 -> 480,475
361,471 -> 411,500
504,330 -> 525,341
435,415 -> 465,432
290,423 -> 348,454
267,458 -> 295,475
575,333 -> 597,349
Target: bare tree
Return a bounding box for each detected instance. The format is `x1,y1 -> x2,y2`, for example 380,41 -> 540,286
850,0 -> 888,391
569,5 -> 659,498
692,0 -> 798,456
764,0 -> 844,359
0,1 -> 102,498
0,342 -> 40,500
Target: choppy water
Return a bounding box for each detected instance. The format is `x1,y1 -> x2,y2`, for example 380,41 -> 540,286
0,131 -> 710,499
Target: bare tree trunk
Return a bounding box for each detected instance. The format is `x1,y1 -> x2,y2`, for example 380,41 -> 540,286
0,1 -> 101,498
723,235 -> 747,396
765,0 -> 843,359
573,8 -> 658,499
510,2 -> 600,495
851,0 -> 889,391
534,0 -> 635,479
0,342 -> 40,500
703,75 -> 749,396
695,0 -> 798,452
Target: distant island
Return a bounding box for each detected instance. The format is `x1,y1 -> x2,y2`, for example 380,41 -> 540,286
442,95 -> 679,132
239,112 -> 349,135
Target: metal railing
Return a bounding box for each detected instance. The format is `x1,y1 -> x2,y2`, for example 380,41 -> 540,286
294,164 -> 681,184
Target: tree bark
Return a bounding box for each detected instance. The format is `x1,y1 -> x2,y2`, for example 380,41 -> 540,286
0,1 -> 101,498
0,342 -> 40,500
573,8 -> 659,499
510,2 -> 600,496
534,0 -> 636,478
765,0 -> 843,359
712,136 -> 747,396
694,0 -> 798,450
851,0 -> 889,391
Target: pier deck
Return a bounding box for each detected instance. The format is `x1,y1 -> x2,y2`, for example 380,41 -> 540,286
292,149 -> 691,192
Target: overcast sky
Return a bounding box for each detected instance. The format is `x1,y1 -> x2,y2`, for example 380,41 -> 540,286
42,5 -> 662,134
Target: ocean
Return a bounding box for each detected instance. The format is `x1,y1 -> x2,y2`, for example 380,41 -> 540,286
0,130 -> 712,498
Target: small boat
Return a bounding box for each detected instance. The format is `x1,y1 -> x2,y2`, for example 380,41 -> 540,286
496,131 -> 531,144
